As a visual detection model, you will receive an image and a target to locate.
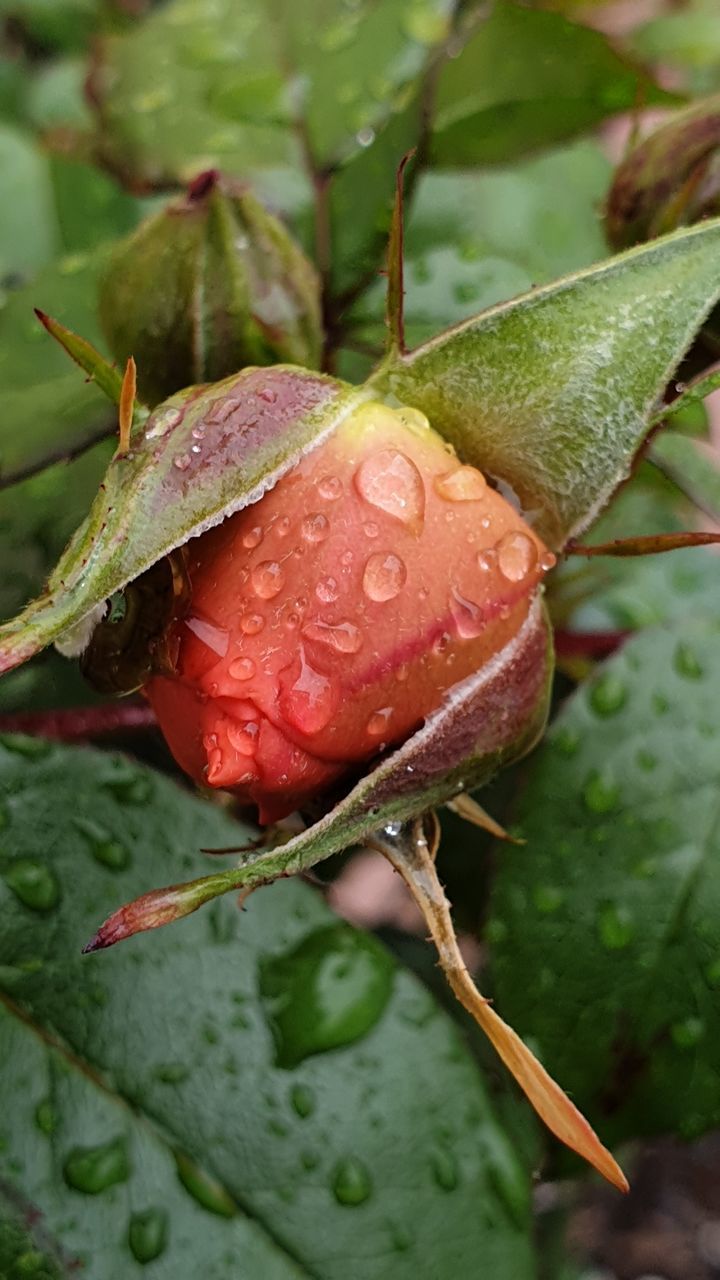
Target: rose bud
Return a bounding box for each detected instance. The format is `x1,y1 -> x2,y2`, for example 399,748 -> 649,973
99,171 -> 322,406
606,95 -> 720,251
143,400 -> 555,823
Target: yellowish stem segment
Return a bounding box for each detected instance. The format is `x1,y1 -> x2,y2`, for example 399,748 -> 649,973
118,356 -> 137,456
372,820 -> 629,1193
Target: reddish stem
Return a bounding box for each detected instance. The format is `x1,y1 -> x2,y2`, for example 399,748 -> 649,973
554,630 -> 630,659
0,702 -> 157,741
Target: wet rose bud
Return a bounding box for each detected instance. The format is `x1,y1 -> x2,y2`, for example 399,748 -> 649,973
99,171 -> 322,406
144,401 -> 555,823
606,96 -> 720,250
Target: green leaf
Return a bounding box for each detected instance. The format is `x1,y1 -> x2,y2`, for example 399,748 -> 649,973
487,619 -> 720,1145
0,737 -> 535,1278
430,1 -> 674,167
370,219 -> 720,549
0,124 -> 59,279
630,1 -> 720,96
651,430 -> 720,523
0,368 -> 369,673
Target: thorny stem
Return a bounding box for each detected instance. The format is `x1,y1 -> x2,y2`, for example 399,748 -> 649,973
371,819 -> 629,1192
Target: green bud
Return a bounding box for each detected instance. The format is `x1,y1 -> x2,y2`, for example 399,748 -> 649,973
606,96 -> 720,251
99,171 -> 323,406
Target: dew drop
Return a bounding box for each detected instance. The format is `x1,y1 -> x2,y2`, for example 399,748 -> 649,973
276,516 -> 291,537
0,733 -> 51,759
553,726 -> 579,756
35,1099 -> 57,1135
705,958 -> 720,989
435,466 -> 487,502
583,770 -> 619,814
540,551 -> 557,572
229,656 -> 256,682
74,817 -> 131,871
173,453 -> 191,471
185,615 -> 229,657
674,642 -> 704,680
290,1083 -> 315,1119
589,673 -> 627,717
251,561 -> 285,600
279,650 -> 337,734
4,860 -> 60,912
175,1151 -> 236,1217
145,405 -> 182,439
367,707 -> 393,737
128,1208 -> 168,1264
63,1137 -> 129,1194
332,1157 -> 373,1206
227,721 -> 259,757
496,531 -> 537,583
302,619 -> 362,654
318,475 -> 342,501
597,902 -> 634,950
432,632 -> 451,656
354,450 -> 425,530
240,613 -> 265,635
316,576 -> 339,604
362,552 -> 407,603
259,922 -> 394,1067
102,763 -> 152,805
477,548 -> 497,573
242,526 -> 263,550
449,587 -> 484,639
301,513 -> 330,543
533,885 -> 565,914
363,521 -> 379,538
430,1146 -> 459,1192
671,1016 -> 705,1050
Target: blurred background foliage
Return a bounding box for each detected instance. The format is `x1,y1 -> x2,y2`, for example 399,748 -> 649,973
3,3 -> 720,1278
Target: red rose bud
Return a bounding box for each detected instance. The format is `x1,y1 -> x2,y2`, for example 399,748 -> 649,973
144,401 -> 555,822
99,171 -> 322,406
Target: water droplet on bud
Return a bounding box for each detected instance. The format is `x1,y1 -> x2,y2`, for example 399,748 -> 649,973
362,553 -> 407,602
227,721 -> 259,756
185,615 -> 229,657
276,516 -> 291,537
173,453 -> 191,471
240,613 -> 265,635
367,707 -> 393,736
242,526 -> 263,549
302,619 -> 363,654
316,577 -> 339,603
363,522 -> 379,538
318,475 -> 343,501
229,657 -> 256,681
435,466 -> 487,502
354,450 -> 425,530
301,513 -> 330,543
477,548 -> 497,573
145,406 -> 182,439
496,531 -> 537,582
449,588 -> 484,638
540,550 -> 557,572
251,561 -> 285,599
280,651 -> 337,734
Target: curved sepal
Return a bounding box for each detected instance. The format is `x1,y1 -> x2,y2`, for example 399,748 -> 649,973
0,367 -> 369,675
84,596 -> 553,950
370,218 -> 720,549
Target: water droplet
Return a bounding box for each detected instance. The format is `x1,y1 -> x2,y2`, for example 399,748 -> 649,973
597,902 -> 634,950
540,551 -> 557,572
316,576 -> 339,603
435,466 -> 486,502
75,817 -> 131,871
363,521 -> 379,538
391,1223 -> 412,1252
227,721 -> 259,757
240,613 -> 265,635
367,707 -> 393,736
185,615 -> 229,657
128,1208 -> 168,1264
403,7 -> 448,44
318,475 -> 342,501
301,1148 -> 320,1170
449,588 -> 484,639
553,726 -> 579,756
259,922 -> 394,1067
279,650 -> 337,734
477,548 -> 497,573
636,749 -> 657,771
251,561 -> 285,600
302,619 -> 362,654
674,642 -> 704,680
583,771 -> 619,814
354,450 -> 425,530
432,632 -> 451,656
175,1151 -> 236,1217
4,860 -> 59,912
332,1157 -> 373,1206
290,1084 -> 315,1118
301,513 -> 330,544
63,1137 -> 129,1194
242,526 -> 263,549
671,1016 -> 705,1050
145,405 -> 182,439
362,553 -> 407,602
35,1099 -> 57,1135
496,531 -> 537,583
153,1062 -> 190,1084
356,126 -> 375,148
430,1146 -> 459,1192
705,958 -> 720,989
276,516 -> 291,537
102,762 -> 153,805
229,656 -> 256,681
532,885 -> 564,914
590,673 -> 627,717
173,453 -> 191,471
0,733 -> 51,759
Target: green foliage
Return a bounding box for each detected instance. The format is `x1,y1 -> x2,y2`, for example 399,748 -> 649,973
0,738 -> 534,1278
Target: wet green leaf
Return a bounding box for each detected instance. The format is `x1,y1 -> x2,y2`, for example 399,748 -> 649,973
488,619 -> 720,1146
0,124 -> 59,279
0,737 -> 534,1279
430,2 -> 674,167
630,1 -> 720,96
371,219 -> 720,549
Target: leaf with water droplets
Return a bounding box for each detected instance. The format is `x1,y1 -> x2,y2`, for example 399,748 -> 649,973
0,367 -> 368,676
0,736 -> 536,1277
371,219 -> 720,548
489,618 -> 720,1148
